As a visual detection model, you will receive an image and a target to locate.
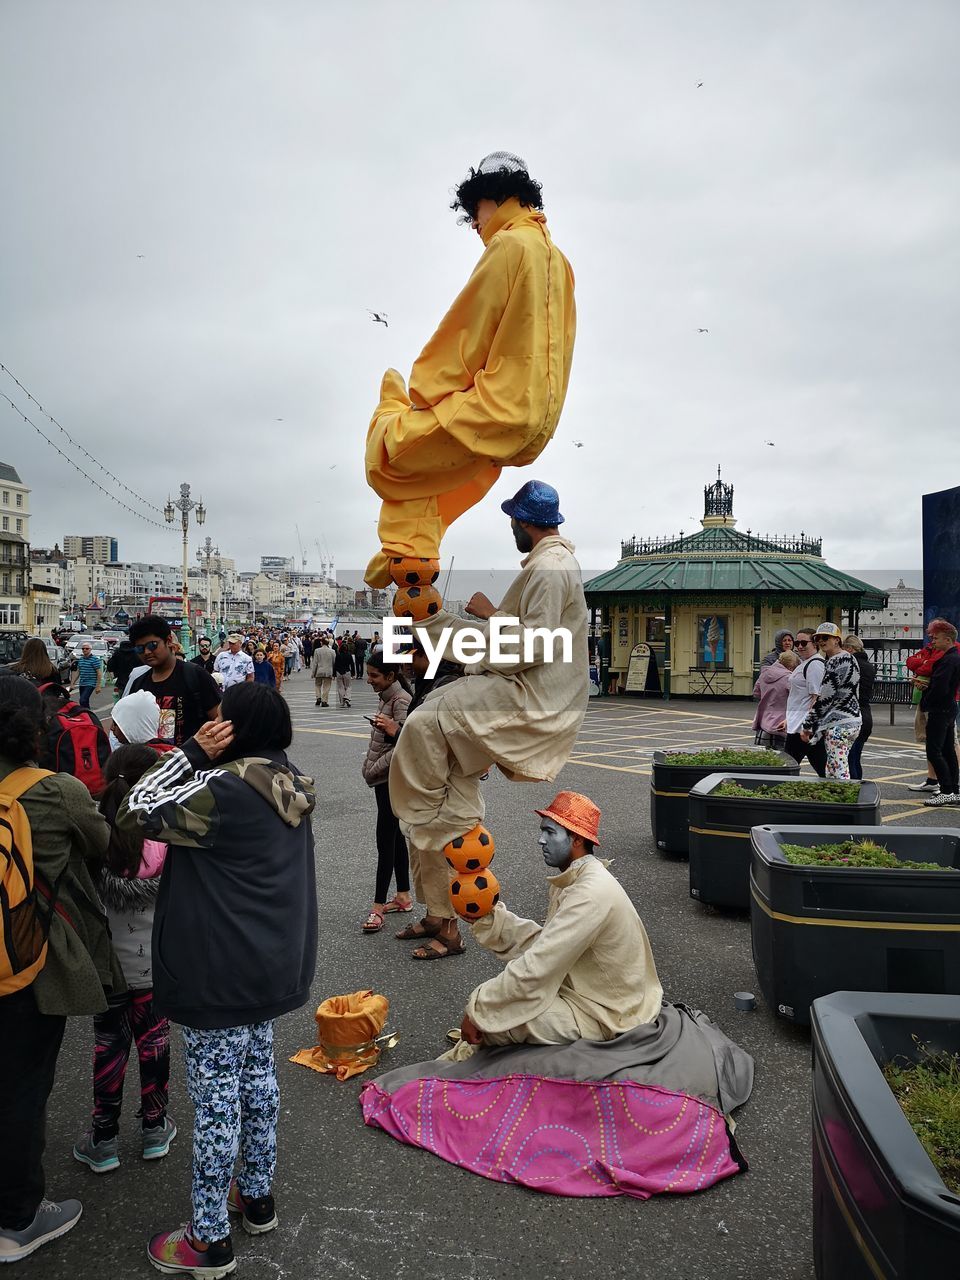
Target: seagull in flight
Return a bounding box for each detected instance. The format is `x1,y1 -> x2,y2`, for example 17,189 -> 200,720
368,310 -> 389,327
136,254 -> 145,259
697,81 -> 703,88
763,440 -> 776,447
697,328 -> 709,333
572,440 -> 584,448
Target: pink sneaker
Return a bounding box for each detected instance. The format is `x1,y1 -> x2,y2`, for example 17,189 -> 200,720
146,1224 -> 235,1277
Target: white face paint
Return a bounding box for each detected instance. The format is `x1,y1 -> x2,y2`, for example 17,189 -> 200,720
538,818 -> 573,870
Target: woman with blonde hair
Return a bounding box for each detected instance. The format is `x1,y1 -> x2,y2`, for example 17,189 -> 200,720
842,635 -> 875,780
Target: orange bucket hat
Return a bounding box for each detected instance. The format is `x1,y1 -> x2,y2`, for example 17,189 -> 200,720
535,791 -> 601,846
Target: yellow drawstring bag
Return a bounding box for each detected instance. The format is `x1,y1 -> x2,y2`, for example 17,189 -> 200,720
290,990 -> 395,1081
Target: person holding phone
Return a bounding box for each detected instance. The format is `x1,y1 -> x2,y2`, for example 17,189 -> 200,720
360,651 -> 413,934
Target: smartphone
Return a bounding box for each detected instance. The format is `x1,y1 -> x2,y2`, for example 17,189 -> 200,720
364,715 -> 378,724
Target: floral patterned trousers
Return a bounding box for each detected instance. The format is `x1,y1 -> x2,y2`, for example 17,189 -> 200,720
182,1021 -> 279,1243
823,724 -> 860,780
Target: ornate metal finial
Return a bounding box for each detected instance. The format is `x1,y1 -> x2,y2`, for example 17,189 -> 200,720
704,467 -> 734,520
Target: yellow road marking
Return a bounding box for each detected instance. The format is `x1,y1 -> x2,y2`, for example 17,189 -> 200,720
752,888 -> 960,931
881,805 -> 945,822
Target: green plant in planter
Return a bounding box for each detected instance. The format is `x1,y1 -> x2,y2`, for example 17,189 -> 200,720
713,780 -> 860,803
883,1044 -> 960,1195
781,839 -> 952,870
663,748 -> 786,767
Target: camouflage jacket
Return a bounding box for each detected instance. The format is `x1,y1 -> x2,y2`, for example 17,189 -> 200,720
116,739 -> 318,1029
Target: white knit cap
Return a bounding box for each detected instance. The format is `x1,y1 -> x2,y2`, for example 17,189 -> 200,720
111,690 -> 160,744
476,151 -> 528,175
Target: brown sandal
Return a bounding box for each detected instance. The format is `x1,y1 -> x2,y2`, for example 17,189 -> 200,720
395,919 -> 441,942
411,934 -> 465,960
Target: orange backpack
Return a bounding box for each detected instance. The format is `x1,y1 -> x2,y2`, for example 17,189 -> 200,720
0,767 -> 54,995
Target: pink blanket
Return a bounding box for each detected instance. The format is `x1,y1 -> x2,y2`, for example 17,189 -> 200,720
361,1072 -> 744,1198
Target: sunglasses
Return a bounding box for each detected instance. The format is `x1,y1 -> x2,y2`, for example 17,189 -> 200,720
795,639 -> 813,647
133,640 -> 162,655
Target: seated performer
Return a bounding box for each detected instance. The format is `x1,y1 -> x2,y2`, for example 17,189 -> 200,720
390,481 -> 589,959
455,792 -> 663,1051
364,151 -> 576,590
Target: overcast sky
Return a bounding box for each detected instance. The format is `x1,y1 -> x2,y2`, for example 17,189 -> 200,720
1,1 -> 957,589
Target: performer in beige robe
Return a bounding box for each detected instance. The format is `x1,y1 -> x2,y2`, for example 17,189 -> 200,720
389,482 -> 589,959
451,793 -> 662,1054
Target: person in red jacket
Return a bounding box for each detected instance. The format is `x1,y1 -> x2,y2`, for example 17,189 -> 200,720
905,618 -> 960,795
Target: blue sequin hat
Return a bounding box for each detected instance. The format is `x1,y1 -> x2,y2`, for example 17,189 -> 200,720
500,480 -> 564,527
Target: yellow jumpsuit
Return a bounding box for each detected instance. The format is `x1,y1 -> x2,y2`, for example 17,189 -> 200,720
364,198 -> 576,587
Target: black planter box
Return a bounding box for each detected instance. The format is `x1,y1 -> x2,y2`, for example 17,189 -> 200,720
811,991 -> 960,1279
649,749 -> 799,855
751,827 -> 960,1024
687,775 -> 881,910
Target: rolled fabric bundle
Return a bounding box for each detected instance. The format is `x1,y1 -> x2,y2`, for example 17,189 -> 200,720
290,990 -> 392,1081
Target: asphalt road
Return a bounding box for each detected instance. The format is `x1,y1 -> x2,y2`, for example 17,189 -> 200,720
28,681 -> 945,1280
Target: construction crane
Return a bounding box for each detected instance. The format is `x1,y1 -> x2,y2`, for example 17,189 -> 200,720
314,539 -> 326,578
295,525 -> 308,573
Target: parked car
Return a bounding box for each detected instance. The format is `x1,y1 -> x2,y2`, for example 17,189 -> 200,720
43,640 -> 73,683
0,632 -> 30,665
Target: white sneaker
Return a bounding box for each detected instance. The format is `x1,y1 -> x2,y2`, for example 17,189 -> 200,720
909,779 -> 940,793
923,791 -> 955,807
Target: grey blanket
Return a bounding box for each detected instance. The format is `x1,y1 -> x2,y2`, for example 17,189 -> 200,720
374,1001 -> 754,1115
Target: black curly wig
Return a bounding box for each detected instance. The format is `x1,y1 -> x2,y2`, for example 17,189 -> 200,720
0,675 -> 43,763
451,164 -> 544,225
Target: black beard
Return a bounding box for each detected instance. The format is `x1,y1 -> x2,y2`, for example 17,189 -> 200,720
513,523 -> 534,553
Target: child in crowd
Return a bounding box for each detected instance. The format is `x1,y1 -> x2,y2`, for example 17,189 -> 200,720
72,745 -> 176,1172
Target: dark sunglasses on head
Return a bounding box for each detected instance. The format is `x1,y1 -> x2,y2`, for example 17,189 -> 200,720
133,640 -> 162,655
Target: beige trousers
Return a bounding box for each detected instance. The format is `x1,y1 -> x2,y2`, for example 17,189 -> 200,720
314,676 -> 332,702
440,998 -> 589,1062
389,699 -> 489,920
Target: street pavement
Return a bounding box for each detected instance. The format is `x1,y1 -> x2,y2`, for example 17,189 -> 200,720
31,680 -> 948,1280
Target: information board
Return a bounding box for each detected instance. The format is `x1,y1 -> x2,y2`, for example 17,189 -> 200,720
625,643 -> 652,693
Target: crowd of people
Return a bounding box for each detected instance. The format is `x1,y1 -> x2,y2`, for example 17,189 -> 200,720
754,617 -> 960,794
4,584 -> 960,1268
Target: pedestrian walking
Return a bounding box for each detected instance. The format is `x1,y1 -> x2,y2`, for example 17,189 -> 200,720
266,640 -> 285,693
117,684 -> 317,1277
127,618 -> 221,748
778,629 -> 827,775
843,635 -> 875,780
361,651 -> 412,933
905,618 -> 960,795
800,623 -> 861,779
253,649 -> 276,686
0,676 -> 122,1266
311,637 -> 334,706
190,638 -> 217,675
920,621 -> 960,806
106,639 -> 140,698
753,651 -> 799,748
214,634 -> 255,691
71,642 -> 103,709
334,639 -> 353,707
760,630 -> 795,668
72,745 -> 175,1174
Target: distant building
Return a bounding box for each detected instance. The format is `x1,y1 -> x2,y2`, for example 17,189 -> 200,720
584,470 -> 887,698
0,462 -> 30,632
260,555 -> 294,574
63,534 -> 119,563
858,579 -> 924,640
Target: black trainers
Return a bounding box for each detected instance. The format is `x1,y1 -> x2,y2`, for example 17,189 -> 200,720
226,1179 -> 278,1235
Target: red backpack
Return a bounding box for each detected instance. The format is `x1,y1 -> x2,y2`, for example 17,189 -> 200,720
38,692 -> 111,798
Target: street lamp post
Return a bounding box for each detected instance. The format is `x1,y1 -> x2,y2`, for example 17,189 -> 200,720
196,536 -> 223,630
165,483 -> 205,651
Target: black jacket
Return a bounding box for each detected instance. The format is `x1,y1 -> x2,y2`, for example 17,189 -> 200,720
853,651 -> 876,729
921,648 -> 960,715
107,640 -> 140,690
117,738 -> 318,1029
334,646 -> 352,675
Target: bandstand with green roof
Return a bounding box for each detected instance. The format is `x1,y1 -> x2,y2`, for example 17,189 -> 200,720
584,472 -> 887,698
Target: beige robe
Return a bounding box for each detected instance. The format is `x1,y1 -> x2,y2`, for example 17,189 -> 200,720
388,537 -> 589,915
465,856 -> 664,1043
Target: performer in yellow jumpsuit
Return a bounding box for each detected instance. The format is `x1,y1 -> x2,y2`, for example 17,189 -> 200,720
364,151 -> 576,591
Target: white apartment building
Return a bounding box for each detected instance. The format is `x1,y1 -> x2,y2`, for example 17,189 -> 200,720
0,462 -> 30,631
